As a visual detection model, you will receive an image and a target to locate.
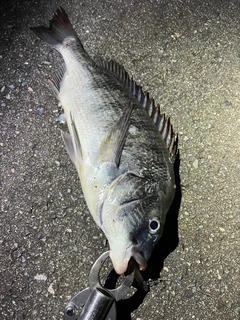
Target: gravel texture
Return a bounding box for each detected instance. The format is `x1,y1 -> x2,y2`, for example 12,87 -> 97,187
1,0 -> 239,319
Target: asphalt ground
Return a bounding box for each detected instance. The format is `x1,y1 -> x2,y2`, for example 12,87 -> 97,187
1,0 -> 240,319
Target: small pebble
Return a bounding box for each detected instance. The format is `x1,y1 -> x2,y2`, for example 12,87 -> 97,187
37,107 -> 44,116
34,274 -> 47,281
11,243 -> 18,251
58,113 -> 66,124
216,269 -> 222,280
37,232 -> 43,240
48,283 -> 55,295
193,159 -> 198,169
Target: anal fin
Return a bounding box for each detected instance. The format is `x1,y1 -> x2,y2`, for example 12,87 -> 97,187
47,63 -> 66,96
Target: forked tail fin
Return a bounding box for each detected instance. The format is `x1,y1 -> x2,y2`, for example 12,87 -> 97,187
30,7 -> 80,50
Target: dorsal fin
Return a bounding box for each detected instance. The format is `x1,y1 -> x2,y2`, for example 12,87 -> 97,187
95,58 -> 178,160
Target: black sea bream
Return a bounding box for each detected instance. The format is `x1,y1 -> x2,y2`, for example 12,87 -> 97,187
31,7 -> 177,274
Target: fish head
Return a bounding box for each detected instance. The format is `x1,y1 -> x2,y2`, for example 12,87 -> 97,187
100,172 -> 173,275
106,207 -> 164,275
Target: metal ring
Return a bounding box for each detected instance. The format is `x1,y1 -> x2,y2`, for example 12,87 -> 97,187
88,251 -> 134,301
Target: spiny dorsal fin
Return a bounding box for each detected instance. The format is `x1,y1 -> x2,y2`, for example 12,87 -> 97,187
99,102 -> 134,167
95,58 -> 178,160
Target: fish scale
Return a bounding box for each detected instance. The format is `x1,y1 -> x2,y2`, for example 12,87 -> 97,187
31,7 -> 177,275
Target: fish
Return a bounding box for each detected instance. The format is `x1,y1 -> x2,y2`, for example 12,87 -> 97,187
31,7 -> 177,275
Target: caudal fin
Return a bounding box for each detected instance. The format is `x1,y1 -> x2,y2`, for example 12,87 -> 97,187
30,7 -> 78,49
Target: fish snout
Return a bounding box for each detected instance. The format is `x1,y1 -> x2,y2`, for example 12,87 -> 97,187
110,243 -> 147,275
113,260 -> 129,275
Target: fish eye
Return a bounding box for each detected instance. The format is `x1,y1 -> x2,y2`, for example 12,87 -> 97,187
149,218 -> 161,234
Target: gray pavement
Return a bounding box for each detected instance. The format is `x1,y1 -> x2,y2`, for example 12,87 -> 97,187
1,0 -> 240,319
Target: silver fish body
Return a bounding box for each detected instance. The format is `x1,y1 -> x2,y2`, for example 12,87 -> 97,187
31,7 -> 177,275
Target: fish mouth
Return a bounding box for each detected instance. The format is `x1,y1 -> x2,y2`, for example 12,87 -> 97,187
110,243 -> 147,275
132,251 -> 147,271
127,252 -> 147,275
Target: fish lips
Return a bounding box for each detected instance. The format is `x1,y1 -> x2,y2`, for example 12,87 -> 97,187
110,242 -> 147,275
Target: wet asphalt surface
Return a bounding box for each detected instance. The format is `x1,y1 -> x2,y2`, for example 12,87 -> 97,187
1,0 -> 240,319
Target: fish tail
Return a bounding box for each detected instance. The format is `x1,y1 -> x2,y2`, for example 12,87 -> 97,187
30,7 -> 79,50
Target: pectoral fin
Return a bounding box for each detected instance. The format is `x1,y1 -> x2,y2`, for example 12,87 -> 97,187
61,130 -> 76,164
99,102 -> 134,167
61,113 -> 82,166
